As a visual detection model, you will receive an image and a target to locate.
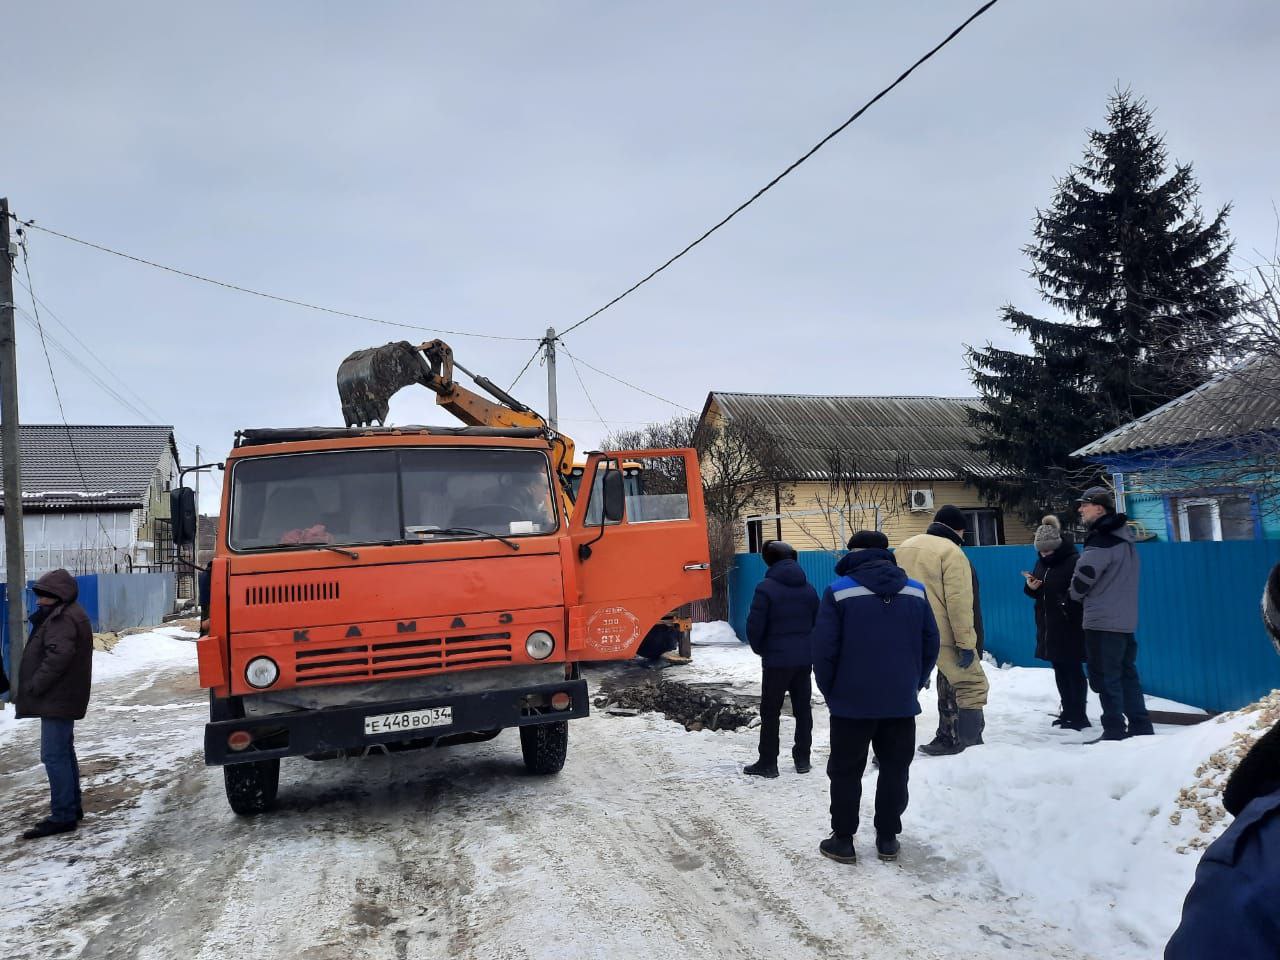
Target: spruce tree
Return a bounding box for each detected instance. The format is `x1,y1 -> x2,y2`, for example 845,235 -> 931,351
968,90 -> 1240,520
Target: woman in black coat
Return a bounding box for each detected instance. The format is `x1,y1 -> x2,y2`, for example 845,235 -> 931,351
1023,516 -> 1089,730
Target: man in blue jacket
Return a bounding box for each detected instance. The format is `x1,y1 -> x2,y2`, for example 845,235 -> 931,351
811,530 -> 940,864
1165,562 -> 1280,957
744,541 -> 820,778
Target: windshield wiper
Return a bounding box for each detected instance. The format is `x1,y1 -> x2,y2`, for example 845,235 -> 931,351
319,545 -> 360,560
416,527 -> 520,552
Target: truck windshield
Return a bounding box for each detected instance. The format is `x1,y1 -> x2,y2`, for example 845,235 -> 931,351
229,447 -> 558,551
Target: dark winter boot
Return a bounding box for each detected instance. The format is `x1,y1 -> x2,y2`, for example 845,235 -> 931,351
819,834 -> 857,864
21,819 -> 76,841
918,735 -> 964,757
794,758 -> 812,774
1060,716 -> 1092,731
875,835 -> 900,862
743,761 -> 779,779
1127,722 -> 1155,737
958,709 -> 985,748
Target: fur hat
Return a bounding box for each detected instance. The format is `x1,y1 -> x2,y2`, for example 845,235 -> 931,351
846,530 -> 889,551
1033,515 -> 1063,551
761,540 -> 797,566
933,504 -> 967,532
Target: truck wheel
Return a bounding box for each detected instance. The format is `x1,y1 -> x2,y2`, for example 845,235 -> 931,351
520,721 -> 568,775
224,759 -> 280,815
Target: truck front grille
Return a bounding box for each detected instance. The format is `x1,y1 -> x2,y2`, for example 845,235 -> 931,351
292,631 -> 514,684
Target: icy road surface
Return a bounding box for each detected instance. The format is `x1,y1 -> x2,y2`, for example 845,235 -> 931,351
1,626 -> 1247,960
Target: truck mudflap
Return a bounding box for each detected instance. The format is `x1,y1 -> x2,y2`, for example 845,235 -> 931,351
205,678 -> 589,765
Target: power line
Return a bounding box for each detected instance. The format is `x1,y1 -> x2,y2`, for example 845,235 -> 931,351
19,242 -> 117,550
7,213 -> 539,342
557,0 -> 1001,339
11,276 -> 204,459
564,348 -> 612,436
508,342 -> 544,392
558,341 -> 695,412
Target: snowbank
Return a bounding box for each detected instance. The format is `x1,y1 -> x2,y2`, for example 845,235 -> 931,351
671,626 -> 1276,958
0,626 -> 196,742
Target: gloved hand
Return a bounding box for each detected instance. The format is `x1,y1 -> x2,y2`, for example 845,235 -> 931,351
956,648 -> 975,670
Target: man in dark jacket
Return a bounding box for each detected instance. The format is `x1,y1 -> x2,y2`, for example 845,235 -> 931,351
1070,486 -> 1152,741
811,531 -> 940,864
1165,563 -> 1280,957
15,569 -> 93,840
744,541 -> 819,778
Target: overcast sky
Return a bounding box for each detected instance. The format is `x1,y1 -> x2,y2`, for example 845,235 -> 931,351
5,1 -> 1279,510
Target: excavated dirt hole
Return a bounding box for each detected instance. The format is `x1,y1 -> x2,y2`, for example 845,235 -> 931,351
593,675 -> 758,732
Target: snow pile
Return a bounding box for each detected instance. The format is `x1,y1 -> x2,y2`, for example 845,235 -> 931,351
1169,690 -> 1280,852
90,625 -> 197,681
690,620 -> 741,646
671,627 -> 1274,958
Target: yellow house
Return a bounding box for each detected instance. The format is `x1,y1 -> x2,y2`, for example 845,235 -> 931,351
699,392 -> 1034,551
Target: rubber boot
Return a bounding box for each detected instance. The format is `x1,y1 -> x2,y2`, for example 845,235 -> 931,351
958,709 -> 985,748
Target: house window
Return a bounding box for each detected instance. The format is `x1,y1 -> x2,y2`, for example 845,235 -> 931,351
1174,495 -> 1255,542
746,516 -> 765,553
960,509 -> 1003,547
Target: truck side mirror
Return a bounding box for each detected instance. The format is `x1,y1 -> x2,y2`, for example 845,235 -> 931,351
171,487 -> 197,546
602,470 -> 625,522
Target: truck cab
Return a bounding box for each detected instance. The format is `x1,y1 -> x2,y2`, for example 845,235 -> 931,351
194,425 -> 710,814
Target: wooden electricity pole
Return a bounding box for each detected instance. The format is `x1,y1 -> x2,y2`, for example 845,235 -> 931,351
1,197 -> 28,697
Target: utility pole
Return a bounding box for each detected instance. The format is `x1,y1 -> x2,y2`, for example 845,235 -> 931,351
1,197 -> 28,698
193,443 -> 201,581
543,327 -> 558,431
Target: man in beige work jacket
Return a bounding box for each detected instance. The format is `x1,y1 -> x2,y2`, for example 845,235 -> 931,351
895,505 -> 988,756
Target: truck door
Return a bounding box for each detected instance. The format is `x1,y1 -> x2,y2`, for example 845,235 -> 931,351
566,449 -> 711,659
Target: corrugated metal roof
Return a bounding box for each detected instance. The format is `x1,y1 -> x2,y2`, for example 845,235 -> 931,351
1073,357 -> 1280,459
0,425 -> 176,511
708,392 -> 1003,480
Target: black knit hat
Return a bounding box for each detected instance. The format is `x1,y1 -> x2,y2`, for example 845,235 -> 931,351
846,530 -> 889,551
933,504 -> 967,532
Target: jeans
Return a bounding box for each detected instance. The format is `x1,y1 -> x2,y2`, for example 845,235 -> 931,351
40,718 -> 82,823
1085,631 -> 1151,735
758,666 -> 813,765
827,715 -> 915,839
1051,661 -> 1088,724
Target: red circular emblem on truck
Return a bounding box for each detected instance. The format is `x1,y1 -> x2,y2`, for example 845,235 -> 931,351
586,606 -> 641,653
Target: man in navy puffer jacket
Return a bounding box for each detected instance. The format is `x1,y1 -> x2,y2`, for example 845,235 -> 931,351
1164,562 -> 1280,957
811,530 -> 940,864
745,541 -> 820,778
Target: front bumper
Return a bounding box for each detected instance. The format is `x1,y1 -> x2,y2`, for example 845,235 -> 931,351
205,678 -> 589,765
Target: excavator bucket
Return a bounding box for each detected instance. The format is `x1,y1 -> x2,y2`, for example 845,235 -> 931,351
336,341 -> 429,427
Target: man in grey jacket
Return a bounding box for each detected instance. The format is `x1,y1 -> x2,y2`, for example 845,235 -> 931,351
1069,486 -> 1152,741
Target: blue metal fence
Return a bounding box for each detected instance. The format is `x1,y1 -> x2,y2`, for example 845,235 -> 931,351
728,542 -> 1280,713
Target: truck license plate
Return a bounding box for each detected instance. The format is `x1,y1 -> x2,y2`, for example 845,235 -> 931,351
364,706 -> 452,736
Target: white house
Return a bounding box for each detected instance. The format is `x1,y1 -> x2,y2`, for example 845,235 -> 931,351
0,424 -> 180,579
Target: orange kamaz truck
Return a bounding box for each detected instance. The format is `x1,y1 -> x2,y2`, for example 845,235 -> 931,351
183,340 -> 710,814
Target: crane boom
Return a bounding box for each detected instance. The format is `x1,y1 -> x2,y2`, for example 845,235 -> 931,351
336,339 -> 577,485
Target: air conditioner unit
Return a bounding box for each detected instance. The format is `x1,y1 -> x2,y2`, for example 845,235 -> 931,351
908,489 -> 934,512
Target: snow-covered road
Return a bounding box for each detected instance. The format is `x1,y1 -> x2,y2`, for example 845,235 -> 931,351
1,627 -> 1262,960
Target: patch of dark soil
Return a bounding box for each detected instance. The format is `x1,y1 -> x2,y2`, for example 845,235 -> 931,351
593,675 -> 758,731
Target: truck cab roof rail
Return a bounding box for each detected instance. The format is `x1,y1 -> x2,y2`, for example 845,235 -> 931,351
234,425 -> 545,447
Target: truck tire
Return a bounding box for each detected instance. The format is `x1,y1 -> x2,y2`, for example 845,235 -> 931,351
520,721 -> 568,775
224,759 -> 280,815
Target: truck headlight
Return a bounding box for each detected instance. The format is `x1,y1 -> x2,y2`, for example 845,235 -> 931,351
525,631 -> 555,660
245,656 -> 280,689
